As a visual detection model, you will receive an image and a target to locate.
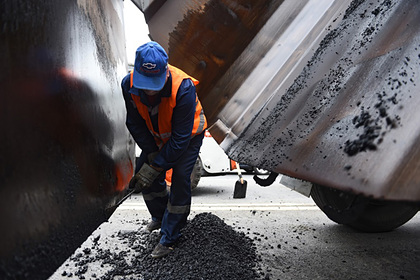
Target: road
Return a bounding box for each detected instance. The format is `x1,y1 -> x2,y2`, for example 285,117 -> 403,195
50,174 -> 420,280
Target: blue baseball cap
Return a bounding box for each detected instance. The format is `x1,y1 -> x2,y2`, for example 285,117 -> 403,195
133,41 -> 168,91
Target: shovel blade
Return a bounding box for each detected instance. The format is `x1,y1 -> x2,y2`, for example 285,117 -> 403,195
233,179 -> 247,198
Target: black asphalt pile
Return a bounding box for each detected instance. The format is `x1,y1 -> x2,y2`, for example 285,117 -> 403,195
65,213 -> 262,280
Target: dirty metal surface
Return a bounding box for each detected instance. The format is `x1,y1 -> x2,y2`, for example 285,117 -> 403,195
225,0 -> 420,201
0,0 -> 133,279
216,0 -> 349,138
147,0 -> 285,125
146,0 -> 420,200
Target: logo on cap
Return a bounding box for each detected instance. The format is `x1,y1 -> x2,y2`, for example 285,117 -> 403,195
142,63 -> 156,70
141,62 -> 160,74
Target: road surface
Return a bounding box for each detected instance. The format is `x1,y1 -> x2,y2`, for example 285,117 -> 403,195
50,174 -> 420,279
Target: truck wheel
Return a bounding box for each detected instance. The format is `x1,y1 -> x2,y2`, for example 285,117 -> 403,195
311,184 -> 420,232
190,157 -> 202,190
253,167 -> 270,175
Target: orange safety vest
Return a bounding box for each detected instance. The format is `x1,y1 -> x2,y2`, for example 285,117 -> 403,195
130,64 -> 207,149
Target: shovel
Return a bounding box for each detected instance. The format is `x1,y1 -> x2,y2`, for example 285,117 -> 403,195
233,162 -> 247,198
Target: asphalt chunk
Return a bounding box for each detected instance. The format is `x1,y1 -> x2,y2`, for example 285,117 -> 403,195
69,213 -> 261,280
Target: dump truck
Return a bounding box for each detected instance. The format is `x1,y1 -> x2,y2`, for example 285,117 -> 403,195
136,0 -> 420,233
1,0 -> 419,279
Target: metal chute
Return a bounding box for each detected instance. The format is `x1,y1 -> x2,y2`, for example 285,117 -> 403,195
143,0 -> 420,201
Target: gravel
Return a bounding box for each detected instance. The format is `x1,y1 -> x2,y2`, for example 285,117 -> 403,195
63,213 -> 263,280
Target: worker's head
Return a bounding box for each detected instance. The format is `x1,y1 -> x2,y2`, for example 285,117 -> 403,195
133,41 -> 168,92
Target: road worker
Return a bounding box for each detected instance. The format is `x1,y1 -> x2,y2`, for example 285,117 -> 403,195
120,41 -> 207,258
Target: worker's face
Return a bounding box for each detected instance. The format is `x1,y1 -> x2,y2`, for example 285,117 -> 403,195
143,69 -> 170,96
143,89 -> 159,96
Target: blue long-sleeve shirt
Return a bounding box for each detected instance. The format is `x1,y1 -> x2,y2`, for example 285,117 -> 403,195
121,72 -> 197,170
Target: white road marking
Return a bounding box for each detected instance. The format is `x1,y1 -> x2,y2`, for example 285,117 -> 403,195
118,202 -> 319,211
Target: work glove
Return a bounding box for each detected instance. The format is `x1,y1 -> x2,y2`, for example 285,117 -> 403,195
129,163 -> 162,193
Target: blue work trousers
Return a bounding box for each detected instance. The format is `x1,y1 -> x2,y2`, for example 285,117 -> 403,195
137,132 -> 204,246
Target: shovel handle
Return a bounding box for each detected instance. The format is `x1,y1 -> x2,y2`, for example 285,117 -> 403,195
235,162 -> 244,184
116,188 -> 135,207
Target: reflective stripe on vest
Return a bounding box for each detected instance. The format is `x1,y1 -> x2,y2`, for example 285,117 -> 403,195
130,64 -> 207,149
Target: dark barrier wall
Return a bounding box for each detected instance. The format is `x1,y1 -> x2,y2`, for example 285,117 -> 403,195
0,1 -> 133,279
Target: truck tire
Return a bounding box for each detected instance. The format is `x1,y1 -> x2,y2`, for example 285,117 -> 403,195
253,167 -> 270,175
311,184 -> 420,232
190,157 -> 202,190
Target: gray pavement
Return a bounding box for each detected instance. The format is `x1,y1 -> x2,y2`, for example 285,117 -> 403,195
50,174 -> 420,280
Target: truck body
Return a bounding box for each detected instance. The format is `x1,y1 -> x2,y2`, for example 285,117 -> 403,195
136,0 -> 420,231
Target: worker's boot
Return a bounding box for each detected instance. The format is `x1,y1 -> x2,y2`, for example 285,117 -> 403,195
146,220 -> 161,232
151,243 -> 173,258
